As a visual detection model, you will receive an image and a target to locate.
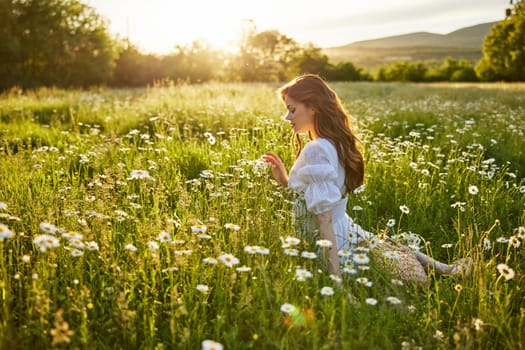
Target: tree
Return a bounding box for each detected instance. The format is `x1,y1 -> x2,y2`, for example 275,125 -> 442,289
476,0 -> 525,81
231,26 -> 299,81
289,44 -> 330,79
0,0 -> 116,89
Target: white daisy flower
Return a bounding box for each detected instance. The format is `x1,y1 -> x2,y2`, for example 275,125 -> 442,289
218,253 -> 240,267
353,253 -> 370,265
320,286 -> 335,296
399,205 -> 410,214
386,296 -> 402,304
33,234 -> 60,252
147,241 -> 159,252
236,266 -> 251,272
124,243 -> 138,252
295,268 -> 313,281
284,248 -> 299,256
203,257 -> 218,265
157,230 -> 172,243
280,303 -> 296,314
316,239 -> 333,248
366,298 -> 378,305
196,284 -> 210,293
39,222 -> 58,234
201,339 -> 223,350
0,224 -> 15,241
301,251 -> 317,259
85,241 -> 99,251
496,263 -> 515,281
468,185 -> 479,195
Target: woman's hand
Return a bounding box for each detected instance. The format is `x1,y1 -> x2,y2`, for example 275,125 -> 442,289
262,152 -> 288,188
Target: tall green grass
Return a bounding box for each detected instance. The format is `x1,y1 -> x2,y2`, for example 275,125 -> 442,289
0,82 -> 523,349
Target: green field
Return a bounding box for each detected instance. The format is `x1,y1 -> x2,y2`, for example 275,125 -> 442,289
0,82 -> 524,349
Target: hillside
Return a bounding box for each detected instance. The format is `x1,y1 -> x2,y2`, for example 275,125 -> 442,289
323,22 -> 497,70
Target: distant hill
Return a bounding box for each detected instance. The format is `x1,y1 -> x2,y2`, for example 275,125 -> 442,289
323,22 -> 497,70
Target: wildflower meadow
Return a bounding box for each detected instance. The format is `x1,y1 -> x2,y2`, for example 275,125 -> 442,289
0,82 -> 524,349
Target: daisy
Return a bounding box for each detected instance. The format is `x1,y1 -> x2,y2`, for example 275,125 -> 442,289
196,284 -> 210,293
353,253 -> 370,265
280,303 -> 296,314
69,239 -> 85,250
39,222 -> 58,234
468,185 -> 479,195
218,253 -> 240,267
201,339 -> 223,350
342,266 -> 358,274
236,266 -> 252,272
33,234 -> 60,252
384,250 -> 400,260
338,249 -> 352,258
224,223 -> 240,231
441,243 -> 453,249
516,226 -> 525,239
124,243 -> 138,252
496,263 -> 515,281
203,257 -> 218,265
281,236 -> 301,247
85,241 -> 99,251
399,205 -> 410,215
256,246 -> 270,255
244,245 -> 259,254
301,251 -> 317,260
316,239 -> 333,248
295,268 -> 313,281
386,219 -> 396,228
391,279 -> 404,286
320,286 -> 335,296
473,318 -> 484,331
0,224 -> 15,241
129,169 -> 154,181
191,224 -> 207,233
71,249 -> 84,257
284,248 -> 299,256
157,231 -> 172,243
147,241 -> 159,252
508,236 -> 520,248
62,231 -> 83,241
0,201 -> 7,210
366,298 -> 378,306
22,255 -> 31,263
386,296 -> 402,304
330,274 -> 343,283
367,236 -> 379,248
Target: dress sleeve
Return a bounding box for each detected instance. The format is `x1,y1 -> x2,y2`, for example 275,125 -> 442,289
295,140 -> 342,215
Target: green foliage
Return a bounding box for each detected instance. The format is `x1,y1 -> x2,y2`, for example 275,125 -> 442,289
0,82 -> 524,349
0,0 -> 116,90
476,0 -> 525,81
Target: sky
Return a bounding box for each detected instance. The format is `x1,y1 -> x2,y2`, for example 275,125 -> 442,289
85,0 -> 510,54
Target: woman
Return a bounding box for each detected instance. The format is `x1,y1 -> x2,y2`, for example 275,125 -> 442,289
263,74 -> 471,284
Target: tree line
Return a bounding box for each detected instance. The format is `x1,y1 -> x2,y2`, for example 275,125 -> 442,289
1,0 -> 524,91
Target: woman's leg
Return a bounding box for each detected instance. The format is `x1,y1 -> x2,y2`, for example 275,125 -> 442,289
414,251 -> 472,277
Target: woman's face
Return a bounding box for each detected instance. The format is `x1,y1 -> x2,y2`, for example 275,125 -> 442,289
283,95 -> 316,135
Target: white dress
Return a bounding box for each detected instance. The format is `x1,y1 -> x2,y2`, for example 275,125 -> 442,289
287,138 -> 372,251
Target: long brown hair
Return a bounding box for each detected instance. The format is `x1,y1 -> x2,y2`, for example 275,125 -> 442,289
279,74 -> 364,194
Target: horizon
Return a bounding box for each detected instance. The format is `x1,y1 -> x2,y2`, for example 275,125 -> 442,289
85,0 -> 509,54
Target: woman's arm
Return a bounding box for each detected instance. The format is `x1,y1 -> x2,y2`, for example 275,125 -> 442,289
262,152 -> 288,188
314,210 -> 340,276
